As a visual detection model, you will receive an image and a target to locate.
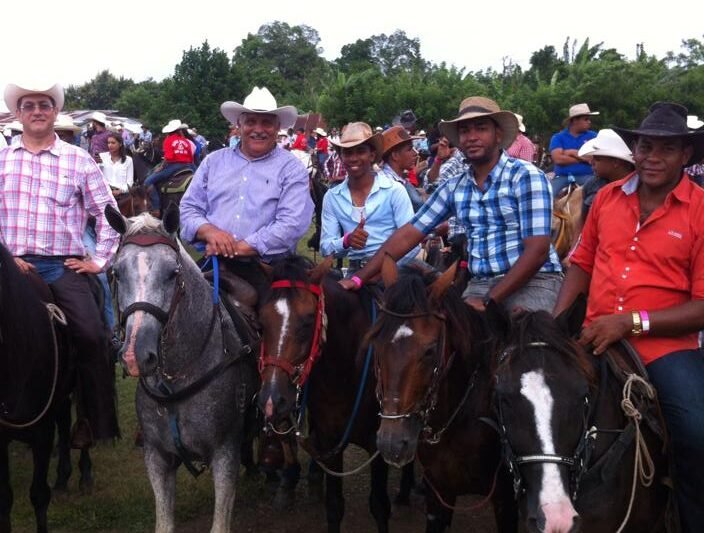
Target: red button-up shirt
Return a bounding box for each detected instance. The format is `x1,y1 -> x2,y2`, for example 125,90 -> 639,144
570,172 -> 704,364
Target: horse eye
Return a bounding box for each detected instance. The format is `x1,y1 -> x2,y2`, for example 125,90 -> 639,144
422,346 -> 437,360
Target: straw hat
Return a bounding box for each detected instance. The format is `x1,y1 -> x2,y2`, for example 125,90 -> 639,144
567,103 -> 600,120
329,122 -> 384,162
381,125 -> 420,157
4,81 -> 64,113
54,114 -> 81,133
220,87 -> 297,130
439,96 -> 519,149
577,129 -> 634,164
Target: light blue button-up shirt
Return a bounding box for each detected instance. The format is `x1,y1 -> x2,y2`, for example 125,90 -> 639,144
320,172 -> 420,262
180,145 -> 314,259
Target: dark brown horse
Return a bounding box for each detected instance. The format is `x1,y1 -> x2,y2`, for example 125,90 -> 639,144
486,298 -> 672,532
369,258 -> 517,533
0,243 -> 71,533
115,186 -> 150,218
257,256 -> 391,533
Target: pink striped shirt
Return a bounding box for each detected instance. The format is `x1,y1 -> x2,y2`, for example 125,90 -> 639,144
506,133 -> 537,163
0,135 -> 119,269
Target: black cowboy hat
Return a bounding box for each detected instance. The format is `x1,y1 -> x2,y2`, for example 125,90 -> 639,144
614,102 -> 704,166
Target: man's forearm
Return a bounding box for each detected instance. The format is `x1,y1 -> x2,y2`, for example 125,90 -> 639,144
645,300 -> 704,337
553,264 -> 591,316
355,224 -> 425,283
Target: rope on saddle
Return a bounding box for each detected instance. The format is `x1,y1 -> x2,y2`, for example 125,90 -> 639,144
615,373 -> 656,533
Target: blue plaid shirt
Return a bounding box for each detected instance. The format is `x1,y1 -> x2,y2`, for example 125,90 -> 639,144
412,152 -> 562,277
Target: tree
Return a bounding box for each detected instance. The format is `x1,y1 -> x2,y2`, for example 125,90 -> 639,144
64,70 -> 134,110
368,30 -> 427,75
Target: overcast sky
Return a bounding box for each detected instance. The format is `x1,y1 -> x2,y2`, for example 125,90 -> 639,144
1,0 -> 700,112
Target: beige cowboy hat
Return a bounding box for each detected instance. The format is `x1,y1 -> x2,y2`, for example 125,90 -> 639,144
577,129 -> 634,164
54,114 -> 81,133
4,81 -> 64,113
89,111 -> 109,126
567,103 -> 600,120
314,127 -> 327,137
329,122 -> 384,162
162,119 -> 184,133
381,125 -> 420,157
514,113 -> 527,133
439,96 -> 519,149
220,87 -> 298,130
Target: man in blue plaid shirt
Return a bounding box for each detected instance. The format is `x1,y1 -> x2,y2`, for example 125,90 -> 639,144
340,96 -> 563,312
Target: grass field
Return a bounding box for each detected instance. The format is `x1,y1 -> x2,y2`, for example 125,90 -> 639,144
7,224 -> 325,533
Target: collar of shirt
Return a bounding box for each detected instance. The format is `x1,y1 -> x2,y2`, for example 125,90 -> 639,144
330,171 -> 394,199
232,144 -> 278,163
466,150 -> 509,189
620,171 -> 693,205
11,133 -> 63,156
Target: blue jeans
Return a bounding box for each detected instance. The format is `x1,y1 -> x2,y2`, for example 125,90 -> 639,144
144,162 -> 193,209
551,174 -> 592,197
647,349 -> 704,533
82,226 -> 115,330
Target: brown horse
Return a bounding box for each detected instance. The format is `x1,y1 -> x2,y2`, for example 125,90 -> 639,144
485,297 -> 672,532
551,185 -> 583,263
370,258 -> 517,533
115,186 -> 150,218
257,256 -> 391,533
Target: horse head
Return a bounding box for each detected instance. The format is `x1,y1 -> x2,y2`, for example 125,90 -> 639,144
487,296 -> 591,533
370,256 -> 474,467
257,256 -> 333,426
106,204 -> 182,377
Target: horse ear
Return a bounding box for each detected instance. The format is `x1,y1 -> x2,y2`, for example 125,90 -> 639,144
105,204 -> 128,235
308,256 -> 333,284
485,298 -> 510,341
161,203 -> 180,235
555,293 -> 587,337
381,254 -> 398,287
259,261 -> 274,281
428,260 -> 458,303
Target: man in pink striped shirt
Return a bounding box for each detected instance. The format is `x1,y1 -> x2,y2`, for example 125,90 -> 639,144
0,81 -> 120,442
506,113 -> 537,163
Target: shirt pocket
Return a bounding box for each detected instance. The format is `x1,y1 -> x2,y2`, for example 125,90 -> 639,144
41,173 -> 77,208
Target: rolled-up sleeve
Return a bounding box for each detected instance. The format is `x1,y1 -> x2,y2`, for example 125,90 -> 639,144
411,177 -> 455,234
244,160 -> 314,255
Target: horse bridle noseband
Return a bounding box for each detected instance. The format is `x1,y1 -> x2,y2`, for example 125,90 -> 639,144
375,305 -> 473,444
491,341 -> 596,501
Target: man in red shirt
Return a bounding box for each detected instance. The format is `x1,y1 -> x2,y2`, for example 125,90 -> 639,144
554,102 -> 704,532
144,119 -> 195,213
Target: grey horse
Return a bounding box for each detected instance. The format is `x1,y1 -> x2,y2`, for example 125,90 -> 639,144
106,204 -> 257,533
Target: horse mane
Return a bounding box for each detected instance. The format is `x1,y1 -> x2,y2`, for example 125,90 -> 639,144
502,310 -> 597,385
123,213 -> 171,237
369,265 -> 481,360
270,255 -> 315,284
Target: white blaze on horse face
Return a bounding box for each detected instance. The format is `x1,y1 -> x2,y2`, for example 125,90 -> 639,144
392,324 -> 414,343
123,252 -> 150,376
520,370 -> 578,533
274,299 -> 290,356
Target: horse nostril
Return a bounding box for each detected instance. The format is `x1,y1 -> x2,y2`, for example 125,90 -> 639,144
570,514 -> 581,533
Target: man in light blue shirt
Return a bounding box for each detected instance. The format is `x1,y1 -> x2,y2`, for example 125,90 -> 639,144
321,122 -> 419,274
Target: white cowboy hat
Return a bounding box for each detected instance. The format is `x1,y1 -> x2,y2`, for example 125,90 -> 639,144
162,119 -> 184,133
514,113 -> 527,133
314,127 -> 327,137
688,115 -> 704,131
567,103 -> 600,120
3,120 -> 23,133
577,129 -> 634,164
439,96 -> 519,149
4,82 -> 64,113
277,129 -> 289,137
89,111 -> 109,125
220,87 -> 298,130
124,122 -> 143,134
54,114 -> 81,132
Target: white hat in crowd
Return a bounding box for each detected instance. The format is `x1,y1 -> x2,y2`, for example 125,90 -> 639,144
577,128 -> 634,164
4,81 -> 64,113
220,87 -> 298,130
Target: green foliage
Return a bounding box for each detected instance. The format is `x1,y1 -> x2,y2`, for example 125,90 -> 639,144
64,29 -> 704,151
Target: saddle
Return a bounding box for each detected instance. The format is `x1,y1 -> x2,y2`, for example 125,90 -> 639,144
159,168 -> 193,195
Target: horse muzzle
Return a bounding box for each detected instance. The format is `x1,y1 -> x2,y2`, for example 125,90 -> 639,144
257,378 -> 297,424
376,418 -> 422,468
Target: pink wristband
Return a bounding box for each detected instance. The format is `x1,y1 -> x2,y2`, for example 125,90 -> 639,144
350,275 -> 363,289
342,232 -> 350,249
639,310 -> 650,333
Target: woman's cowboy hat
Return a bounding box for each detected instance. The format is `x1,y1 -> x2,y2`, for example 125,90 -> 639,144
577,129 -> 634,164
54,114 -> 81,133
614,102 -> 704,166
329,122 -> 384,162
4,82 -> 64,113
220,87 -> 298,130
381,125 -> 420,157
162,119 -> 184,133
439,96 -> 519,149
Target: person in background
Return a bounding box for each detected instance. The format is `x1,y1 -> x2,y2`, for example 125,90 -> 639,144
379,125 -> 424,212
99,132 -> 134,196
549,103 -> 599,196
507,113 -> 536,162
88,111 -> 111,162
228,124 -> 240,148
314,127 -> 329,175
291,127 -> 308,151
139,124 -> 152,146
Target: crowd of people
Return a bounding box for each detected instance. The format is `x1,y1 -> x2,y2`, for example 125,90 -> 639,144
1,78 -> 703,532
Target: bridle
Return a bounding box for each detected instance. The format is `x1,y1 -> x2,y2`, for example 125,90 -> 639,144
258,280 -> 327,388
491,341 -> 596,501
375,305 -> 473,444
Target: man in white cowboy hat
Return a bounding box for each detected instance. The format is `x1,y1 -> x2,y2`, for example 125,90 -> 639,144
341,96 -> 562,312
549,102 -> 600,195
88,110 -> 111,162
320,122 -> 419,276
180,86 -> 313,287
554,102 -> 704,532
313,127 -> 329,175
0,81 -> 120,443
143,118 -> 195,214
506,113 -> 536,162
576,128 -> 635,222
